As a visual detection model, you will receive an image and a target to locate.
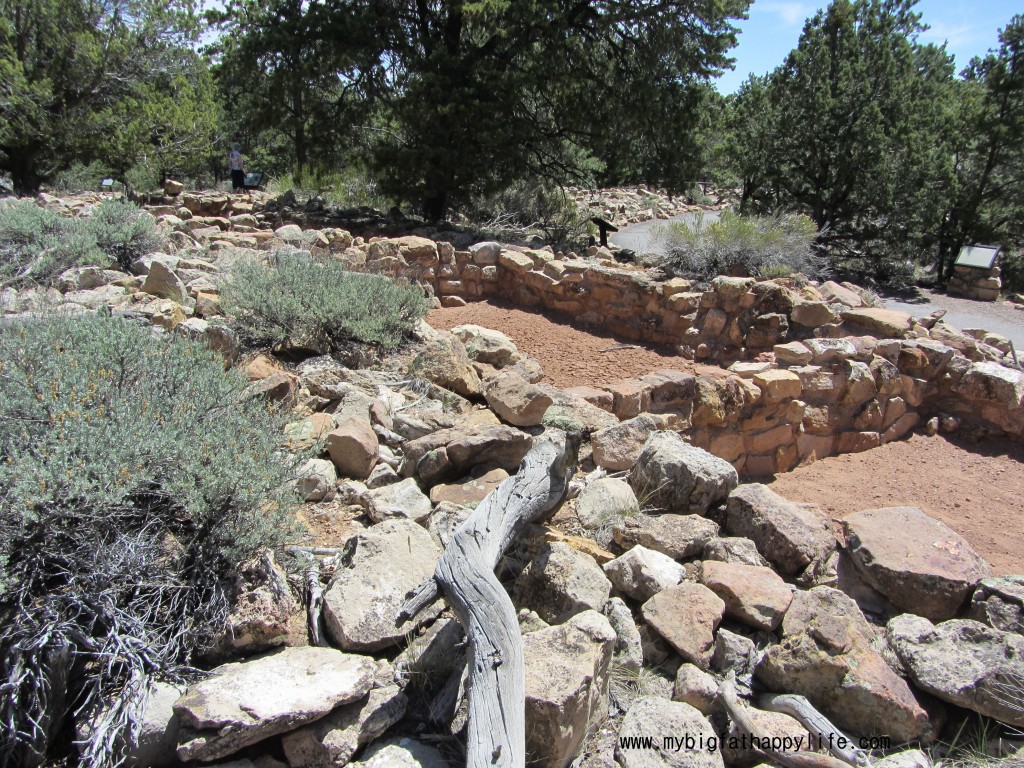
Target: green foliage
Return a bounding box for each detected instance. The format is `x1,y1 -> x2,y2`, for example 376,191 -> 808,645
52,161 -> 116,194
1002,251 -> 1024,294
265,165 -> 396,212
0,199 -> 161,287
650,210 -> 823,280
221,256 -> 430,352
88,199 -> 162,272
0,0 -> 214,193
0,314 -> 300,767
0,200 -> 105,287
258,0 -> 751,219
470,180 -> 593,247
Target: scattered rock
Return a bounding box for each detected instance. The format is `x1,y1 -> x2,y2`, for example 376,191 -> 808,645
629,431 -> 738,515
484,370 -> 553,426
604,597 -> 644,673
725,484 -> 834,576
361,477 -> 432,523
843,506 -> 991,621
702,537 -> 770,568
175,647 -> 376,762
613,514 -> 719,560
428,467 -> 508,506
409,332 -> 482,398
348,737 -> 449,768
327,417 -> 379,480
576,478 -> 639,530
590,414 -> 662,471
451,324 -> 519,367
296,458 -> 337,502
672,664 -> 718,715
281,684 -> 407,768
701,561 -> 793,631
969,575 -> 1024,634
615,697 -> 724,768
141,260 -> 189,304
757,586 -> 933,743
514,541 -> 612,624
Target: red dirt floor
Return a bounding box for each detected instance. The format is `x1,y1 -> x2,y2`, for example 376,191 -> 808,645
426,300 -> 724,388
427,301 -> 1024,576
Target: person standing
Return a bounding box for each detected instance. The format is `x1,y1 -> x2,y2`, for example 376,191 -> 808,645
229,143 -> 245,191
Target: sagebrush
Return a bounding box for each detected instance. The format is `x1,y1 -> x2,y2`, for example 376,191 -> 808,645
648,210 -> 825,280
221,255 -> 430,352
469,180 -> 593,247
0,199 -> 161,287
0,314 -> 301,768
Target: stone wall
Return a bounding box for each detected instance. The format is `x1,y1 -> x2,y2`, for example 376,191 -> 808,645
348,237 -> 1024,476
947,263 -> 1002,301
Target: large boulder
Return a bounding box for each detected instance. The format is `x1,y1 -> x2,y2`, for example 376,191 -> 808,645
641,582 -> 725,669
323,520 -> 442,651
629,432 -> 738,515
615,697 -> 724,768
843,507 -> 990,621
725,484 -> 834,576
887,615 -> 1024,728
514,542 -> 611,624
484,371 -> 553,427
174,647 -> 376,762
954,361 -> 1024,409
756,587 -> 933,744
700,561 -> 793,631
603,545 -> 685,602
613,514 -> 719,560
525,610 -> 616,768
450,324 -> 519,367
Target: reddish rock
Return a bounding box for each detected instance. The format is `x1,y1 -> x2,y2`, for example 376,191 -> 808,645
701,560 -> 793,631
428,467 -> 508,506
641,582 -> 725,669
844,506 -> 991,621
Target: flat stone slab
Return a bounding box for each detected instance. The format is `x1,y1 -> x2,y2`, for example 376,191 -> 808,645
175,647 -> 376,762
844,506 -> 990,621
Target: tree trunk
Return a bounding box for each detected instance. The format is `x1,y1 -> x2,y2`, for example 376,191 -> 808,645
398,434 -> 577,768
8,146 -> 41,195
422,189 -> 448,223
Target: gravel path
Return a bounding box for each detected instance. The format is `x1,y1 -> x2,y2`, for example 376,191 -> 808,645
609,210 -> 720,256
882,288 -> 1024,351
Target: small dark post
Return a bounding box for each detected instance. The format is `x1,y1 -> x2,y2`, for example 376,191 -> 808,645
590,217 -> 619,248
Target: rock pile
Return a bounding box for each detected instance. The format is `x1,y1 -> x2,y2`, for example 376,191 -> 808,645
5,191 -> 1022,768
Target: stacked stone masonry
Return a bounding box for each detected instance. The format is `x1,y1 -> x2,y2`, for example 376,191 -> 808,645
133,194 -> 1023,477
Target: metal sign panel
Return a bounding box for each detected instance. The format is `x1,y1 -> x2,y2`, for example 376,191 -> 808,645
955,244 -> 1001,269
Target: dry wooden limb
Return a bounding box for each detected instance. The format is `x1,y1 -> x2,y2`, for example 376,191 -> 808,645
397,434 -> 577,768
718,677 -> 856,768
599,344 -> 642,352
758,693 -> 869,767
305,559 -> 327,647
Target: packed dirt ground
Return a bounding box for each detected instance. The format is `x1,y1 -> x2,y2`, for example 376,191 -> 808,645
430,301 -> 1024,577
426,300 -> 725,388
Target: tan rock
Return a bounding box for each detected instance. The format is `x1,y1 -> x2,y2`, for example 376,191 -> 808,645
428,467 -> 508,506
841,307 -> 913,338
591,414 -> 662,471
327,417 -> 379,480
484,370 -> 553,426
753,369 -> 801,402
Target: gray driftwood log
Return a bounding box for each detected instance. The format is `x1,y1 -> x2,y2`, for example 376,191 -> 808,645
718,678 -> 862,768
398,433 -> 577,768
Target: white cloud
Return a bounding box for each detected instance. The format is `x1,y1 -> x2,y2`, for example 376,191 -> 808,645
758,1 -> 813,27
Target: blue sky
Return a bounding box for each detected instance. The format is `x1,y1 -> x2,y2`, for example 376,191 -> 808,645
715,0 -> 1023,94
